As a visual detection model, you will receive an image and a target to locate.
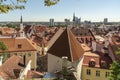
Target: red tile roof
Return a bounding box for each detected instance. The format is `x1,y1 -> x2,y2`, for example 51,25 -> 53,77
32,35 -> 48,47
0,37 -> 37,53
0,55 -> 24,79
71,27 -> 96,45
83,51 -> 113,69
0,27 -> 14,36
83,52 -> 100,67
34,26 -> 47,33
26,70 -> 44,78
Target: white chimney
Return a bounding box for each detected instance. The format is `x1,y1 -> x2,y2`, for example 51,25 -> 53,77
92,41 -> 96,52
104,38 -> 109,48
20,32 -> 25,37
19,60 -> 31,79
62,56 -> 68,68
0,56 -> 3,66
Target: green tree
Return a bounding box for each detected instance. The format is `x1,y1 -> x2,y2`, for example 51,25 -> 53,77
0,41 -> 8,62
6,24 -> 16,28
0,42 -> 7,51
0,0 -> 60,13
110,48 -> 120,80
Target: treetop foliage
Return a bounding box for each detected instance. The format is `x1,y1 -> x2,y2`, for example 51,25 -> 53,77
110,48 -> 120,80
0,0 -> 60,13
0,42 -> 7,51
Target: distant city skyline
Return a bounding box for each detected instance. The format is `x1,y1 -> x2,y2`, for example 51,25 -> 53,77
0,0 -> 120,22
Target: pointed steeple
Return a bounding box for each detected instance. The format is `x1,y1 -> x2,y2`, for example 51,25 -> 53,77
20,15 -> 23,24
20,15 -> 25,37
20,15 -> 23,31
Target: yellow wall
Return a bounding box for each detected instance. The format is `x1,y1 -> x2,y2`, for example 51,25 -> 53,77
10,51 -> 37,69
81,66 -> 111,80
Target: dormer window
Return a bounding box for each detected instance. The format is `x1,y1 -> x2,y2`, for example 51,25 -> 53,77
101,61 -> 107,68
18,44 -> 22,49
103,47 -> 108,50
90,38 -> 92,41
89,59 -> 96,67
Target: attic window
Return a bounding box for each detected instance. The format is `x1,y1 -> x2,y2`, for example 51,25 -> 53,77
103,47 -> 108,50
89,59 -> 96,67
101,61 -> 107,68
18,44 -> 22,48
90,38 -> 92,41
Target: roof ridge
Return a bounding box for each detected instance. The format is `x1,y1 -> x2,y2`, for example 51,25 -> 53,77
67,28 -> 73,62
26,38 -> 37,51
67,28 -> 84,61
47,28 -> 85,61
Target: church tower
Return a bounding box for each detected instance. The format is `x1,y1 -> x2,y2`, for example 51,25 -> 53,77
20,15 -> 25,37
20,15 -> 24,31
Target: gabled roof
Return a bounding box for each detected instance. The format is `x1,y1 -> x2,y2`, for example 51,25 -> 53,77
34,25 -> 47,33
83,52 -> 100,67
32,35 -> 48,47
0,27 -> 14,36
47,27 -> 64,50
47,28 -> 84,62
0,37 -> 37,53
0,55 -> 25,79
83,51 -> 113,69
24,25 -> 32,34
71,27 -> 95,37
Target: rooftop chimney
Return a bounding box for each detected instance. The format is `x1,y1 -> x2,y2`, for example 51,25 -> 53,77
0,56 -> 3,66
92,41 -> 96,52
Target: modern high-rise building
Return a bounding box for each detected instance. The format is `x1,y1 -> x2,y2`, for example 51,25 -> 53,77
49,18 -> 54,26
73,13 -> 81,26
104,18 -> 108,23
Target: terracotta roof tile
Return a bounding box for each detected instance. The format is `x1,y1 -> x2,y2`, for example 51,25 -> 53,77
1,27 -> 14,36
24,25 -> 32,34
83,51 -> 113,69
83,52 -> 100,67
0,37 -> 37,53
26,70 -> 44,78
34,26 -> 47,33
0,55 -> 24,79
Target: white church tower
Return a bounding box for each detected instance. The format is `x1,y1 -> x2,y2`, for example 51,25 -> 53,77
20,15 -> 25,37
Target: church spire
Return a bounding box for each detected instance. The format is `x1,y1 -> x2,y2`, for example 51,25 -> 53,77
20,15 -> 23,24
19,15 -> 25,37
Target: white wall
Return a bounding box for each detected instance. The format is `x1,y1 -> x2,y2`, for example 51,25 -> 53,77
108,47 -> 115,61
48,54 -> 62,73
76,56 -> 84,80
0,56 -> 3,66
19,60 -> 31,79
0,76 -> 4,80
92,41 -> 96,52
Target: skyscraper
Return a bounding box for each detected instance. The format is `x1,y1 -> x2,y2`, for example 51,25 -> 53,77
104,18 -> 108,24
73,13 -> 81,26
49,18 -> 54,26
